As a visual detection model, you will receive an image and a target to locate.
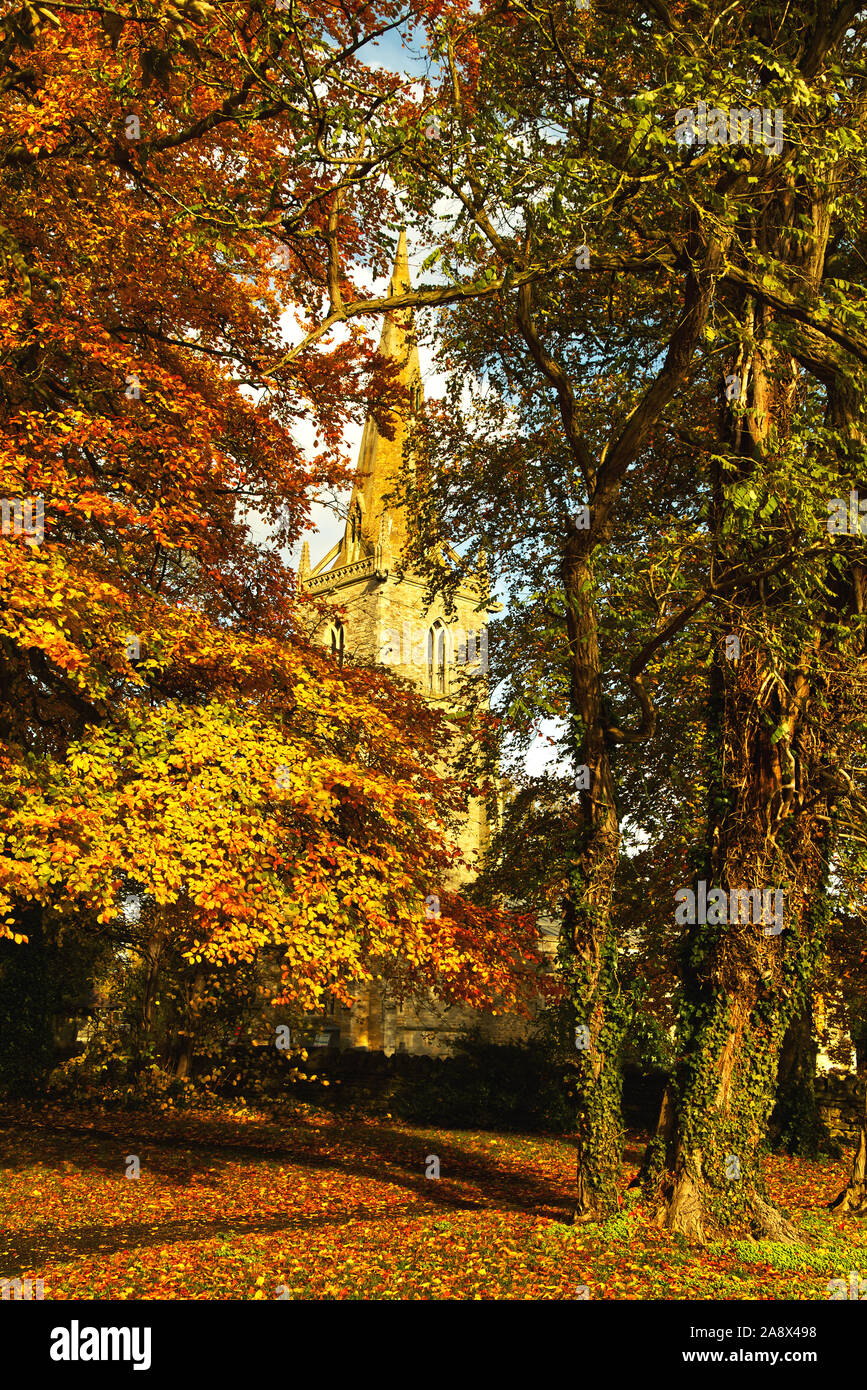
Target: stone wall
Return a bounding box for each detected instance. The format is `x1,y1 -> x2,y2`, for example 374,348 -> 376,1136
620,1067 -> 865,1144
815,1074 -> 866,1144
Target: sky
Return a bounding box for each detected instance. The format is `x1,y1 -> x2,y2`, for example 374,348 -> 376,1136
355,20 -> 434,79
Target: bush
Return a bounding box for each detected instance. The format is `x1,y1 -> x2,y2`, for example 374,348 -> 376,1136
290,1031 -> 575,1131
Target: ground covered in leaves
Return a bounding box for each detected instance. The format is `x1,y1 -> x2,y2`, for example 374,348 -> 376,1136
1,1103 -> 865,1299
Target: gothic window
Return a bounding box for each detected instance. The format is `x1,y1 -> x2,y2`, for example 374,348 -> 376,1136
328,622 -> 345,666
427,621 -> 446,695
412,382 -> 422,414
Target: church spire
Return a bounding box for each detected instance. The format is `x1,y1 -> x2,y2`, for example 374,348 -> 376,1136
298,539 -> 310,583
338,231 -> 422,568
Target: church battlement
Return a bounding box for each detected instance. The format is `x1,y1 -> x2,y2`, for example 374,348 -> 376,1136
304,557 -> 378,588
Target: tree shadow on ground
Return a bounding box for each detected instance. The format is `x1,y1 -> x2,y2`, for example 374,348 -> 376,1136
0,1111 -> 578,1272
0,1199 -> 448,1270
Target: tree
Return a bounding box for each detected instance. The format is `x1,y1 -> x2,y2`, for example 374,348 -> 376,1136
0,0 -> 542,1091
392,0 -> 867,1232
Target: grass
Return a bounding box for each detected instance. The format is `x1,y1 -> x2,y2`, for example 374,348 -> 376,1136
0,1102 -> 864,1300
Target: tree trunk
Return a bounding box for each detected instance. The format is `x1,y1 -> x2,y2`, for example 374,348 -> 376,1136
651,257 -> 832,1240
0,904 -> 52,1097
173,967 -> 206,1080
820,374 -> 867,1215
561,542 -> 627,1221
512,225 -> 723,1222
830,1085 -> 867,1216
656,953 -> 807,1242
653,608 -> 827,1243
134,916 -> 166,1074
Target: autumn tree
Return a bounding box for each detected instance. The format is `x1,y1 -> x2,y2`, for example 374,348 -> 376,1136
391,0 -> 867,1233
0,0 -> 541,1091
393,0 -> 747,1220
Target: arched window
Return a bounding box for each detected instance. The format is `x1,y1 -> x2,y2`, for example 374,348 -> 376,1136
427,621 -> 446,694
328,622 -> 345,666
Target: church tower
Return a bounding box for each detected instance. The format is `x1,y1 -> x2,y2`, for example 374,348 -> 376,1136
303,230 -> 493,753
301,234 -> 500,1053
